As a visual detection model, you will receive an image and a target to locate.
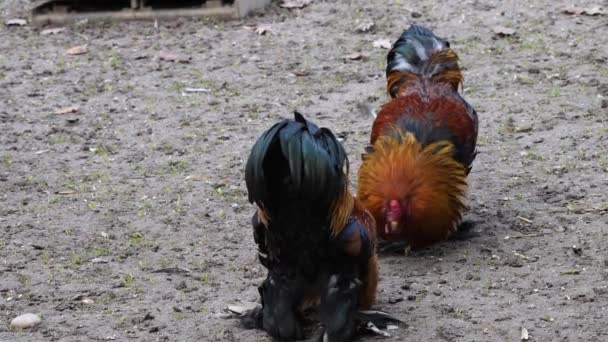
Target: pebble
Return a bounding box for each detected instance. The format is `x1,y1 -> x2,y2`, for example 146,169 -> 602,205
388,297 -> 404,304
81,298 -> 95,304
10,313 -> 41,330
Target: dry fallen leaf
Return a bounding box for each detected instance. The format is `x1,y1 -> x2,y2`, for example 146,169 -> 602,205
227,302 -> 259,315
492,26 -> 516,37
66,45 -> 88,55
186,174 -> 209,181
41,27 -> 66,35
255,24 -> 273,35
292,69 -> 311,77
280,0 -> 312,9
373,38 -> 392,49
248,54 -> 261,62
158,51 -> 191,63
343,52 -> 369,61
54,105 -> 80,115
562,6 -> 605,16
355,21 -> 375,33
6,18 -> 27,26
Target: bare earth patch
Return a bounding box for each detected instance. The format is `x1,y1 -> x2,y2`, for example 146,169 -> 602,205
1,0 -> 607,341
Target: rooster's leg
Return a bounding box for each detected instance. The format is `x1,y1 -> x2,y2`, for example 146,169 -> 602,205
318,273 -> 360,342
377,240 -> 411,255
246,271 -> 303,340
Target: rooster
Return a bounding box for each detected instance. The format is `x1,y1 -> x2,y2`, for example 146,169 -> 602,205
358,25 -> 478,249
241,112 -> 396,341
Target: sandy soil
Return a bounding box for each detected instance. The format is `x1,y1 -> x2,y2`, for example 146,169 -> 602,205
1,0 -> 607,341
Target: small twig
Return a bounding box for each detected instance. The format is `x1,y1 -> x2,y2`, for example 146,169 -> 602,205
516,215 -> 533,224
506,233 -> 546,239
584,207 -> 608,213
513,251 -> 529,260
560,270 -> 580,275
184,87 -> 211,93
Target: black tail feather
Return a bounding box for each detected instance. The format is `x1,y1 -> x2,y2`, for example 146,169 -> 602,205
245,112 -> 348,213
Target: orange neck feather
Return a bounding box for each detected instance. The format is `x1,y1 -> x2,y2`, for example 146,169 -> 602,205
357,131 -> 468,246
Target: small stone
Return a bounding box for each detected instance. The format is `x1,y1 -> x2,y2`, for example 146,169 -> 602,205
407,295 -> 416,301
401,283 -> 411,290
91,257 -> 109,264
432,290 -> 442,296
10,313 -> 41,330
81,298 -> 94,304
6,18 -> 27,26
388,297 -> 404,304
411,11 -> 422,18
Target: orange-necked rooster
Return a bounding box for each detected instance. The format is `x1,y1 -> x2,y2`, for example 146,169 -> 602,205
358,25 -> 478,249
241,112 -> 396,341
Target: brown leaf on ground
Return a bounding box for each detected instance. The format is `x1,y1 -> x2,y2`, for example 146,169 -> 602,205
255,24 -> 273,35
66,45 -> 88,55
54,105 -> 80,115
158,51 -> 191,63
343,52 -> 369,61
355,21 -> 375,33
292,69 -> 311,77
492,26 -> 516,37
373,38 -> 392,49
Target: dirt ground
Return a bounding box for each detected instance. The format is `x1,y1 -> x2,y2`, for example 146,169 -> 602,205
1,0 -> 607,341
